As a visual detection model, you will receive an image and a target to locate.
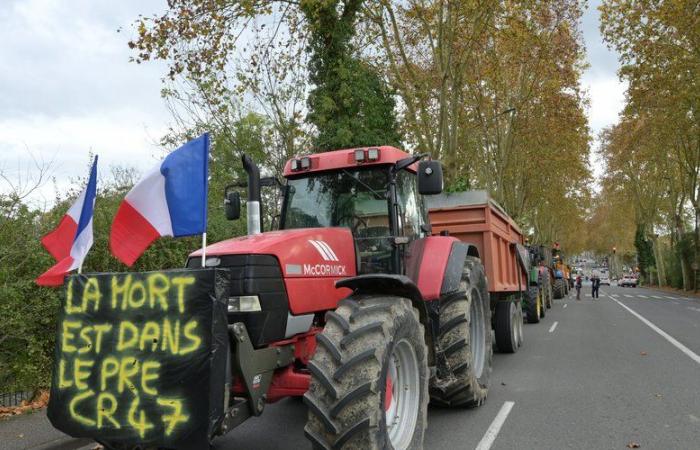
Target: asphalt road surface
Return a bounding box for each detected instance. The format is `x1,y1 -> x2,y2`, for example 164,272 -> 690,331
2,283 -> 699,450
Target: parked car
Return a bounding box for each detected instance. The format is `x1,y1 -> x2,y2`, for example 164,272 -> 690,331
619,275 -> 637,287
600,275 -> 611,286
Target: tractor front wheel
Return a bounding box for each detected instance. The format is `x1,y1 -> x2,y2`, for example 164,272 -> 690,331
304,296 -> 428,450
526,287 -> 542,324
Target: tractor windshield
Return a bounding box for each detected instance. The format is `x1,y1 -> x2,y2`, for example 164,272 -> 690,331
282,168 -> 393,273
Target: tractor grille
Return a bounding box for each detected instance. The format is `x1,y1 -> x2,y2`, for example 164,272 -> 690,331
186,254 -> 289,347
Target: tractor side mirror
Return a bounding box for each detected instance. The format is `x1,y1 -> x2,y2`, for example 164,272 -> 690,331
417,160 -> 443,195
225,191 -> 241,220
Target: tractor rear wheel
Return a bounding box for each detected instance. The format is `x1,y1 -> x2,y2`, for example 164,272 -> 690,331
430,257 -> 493,407
542,272 -> 553,309
304,296 -> 428,450
553,279 -> 566,299
495,300 -> 521,353
526,286 -> 541,324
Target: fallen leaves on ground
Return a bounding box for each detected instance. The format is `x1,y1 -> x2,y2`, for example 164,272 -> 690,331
0,390 -> 49,419
640,351 -> 648,356
627,442 -> 641,448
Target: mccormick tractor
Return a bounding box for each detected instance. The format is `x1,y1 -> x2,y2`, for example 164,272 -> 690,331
206,147 -> 493,448
48,146 -> 525,450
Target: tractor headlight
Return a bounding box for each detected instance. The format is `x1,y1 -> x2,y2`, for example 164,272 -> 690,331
228,295 -> 262,313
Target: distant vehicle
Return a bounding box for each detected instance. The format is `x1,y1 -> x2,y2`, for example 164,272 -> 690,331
619,275 -> 637,287
600,275 -> 610,286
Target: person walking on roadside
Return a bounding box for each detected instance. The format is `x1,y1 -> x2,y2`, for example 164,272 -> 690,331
591,273 -> 600,299
575,274 -> 582,300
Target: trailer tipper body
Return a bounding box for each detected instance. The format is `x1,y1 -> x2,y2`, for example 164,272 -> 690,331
427,191 -> 532,351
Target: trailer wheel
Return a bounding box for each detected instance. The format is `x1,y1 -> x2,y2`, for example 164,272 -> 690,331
525,286 -> 541,324
515,300 -> 524,348
304,296 -> 428,450
495,300 -> 520,353
430,257 -> 493,407
553,279 -> 566,299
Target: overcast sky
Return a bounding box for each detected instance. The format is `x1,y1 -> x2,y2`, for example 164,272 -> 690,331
1,0 -> 624,208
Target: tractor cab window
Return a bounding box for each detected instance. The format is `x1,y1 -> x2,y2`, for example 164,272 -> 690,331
282,169 -> 393,273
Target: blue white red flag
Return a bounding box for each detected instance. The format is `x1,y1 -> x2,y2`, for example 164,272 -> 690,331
37,156 -> 98,286
109,133 -> 209,266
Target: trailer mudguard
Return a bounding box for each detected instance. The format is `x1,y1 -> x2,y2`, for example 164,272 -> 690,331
406,236 -> 479,300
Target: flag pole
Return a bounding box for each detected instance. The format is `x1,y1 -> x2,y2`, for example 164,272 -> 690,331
201,232 -> 207,267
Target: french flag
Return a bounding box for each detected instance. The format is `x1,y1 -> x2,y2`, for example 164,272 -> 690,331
110,134 -> 209,266
37,156 -> 98,286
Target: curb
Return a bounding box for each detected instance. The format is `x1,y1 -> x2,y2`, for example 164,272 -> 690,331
31,437 -> 93,450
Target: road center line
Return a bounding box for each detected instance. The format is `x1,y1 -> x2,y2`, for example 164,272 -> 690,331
611,298 -> 700,366
475,401 -> 515,450
548,321 -> 558,333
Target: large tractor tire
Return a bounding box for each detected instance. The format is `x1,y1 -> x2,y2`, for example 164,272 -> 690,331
525,286 -> 543,324
430,257 -> 493,408
542,271 -> 553,309
494,300 -> 523,353
305,296 -> 428,450
553,278 -> 566,299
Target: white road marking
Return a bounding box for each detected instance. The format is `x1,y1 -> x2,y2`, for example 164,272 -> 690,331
611,298 -> 700,366
549,321 -> 559,333
665,296 -> 677,300
688,307 -> 700,313
585,294 -> 591,298
563,304 -> 568,309
624,294 -> 634,298
651,296 -> 663,299
476,401 -> 515,450
638,295 -> 649,298
611,294 -> 619,297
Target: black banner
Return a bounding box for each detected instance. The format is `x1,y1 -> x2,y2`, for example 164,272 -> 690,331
47,269 -> 229,449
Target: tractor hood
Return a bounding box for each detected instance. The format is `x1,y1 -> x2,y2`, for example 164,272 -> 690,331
189,228 -> 357,314
190,227 -> 356,278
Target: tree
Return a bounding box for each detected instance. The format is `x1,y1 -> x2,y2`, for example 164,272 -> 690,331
302,0 -> 402,150
600,0 -> 700,289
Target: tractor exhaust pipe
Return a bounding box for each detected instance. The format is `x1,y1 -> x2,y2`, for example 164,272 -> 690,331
242,154 -> 261,235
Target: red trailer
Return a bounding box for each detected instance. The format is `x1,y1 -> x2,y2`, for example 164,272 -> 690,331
428,191 -> 527,352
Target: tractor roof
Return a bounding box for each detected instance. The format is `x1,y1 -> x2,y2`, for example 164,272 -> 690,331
282,146 -> 415,177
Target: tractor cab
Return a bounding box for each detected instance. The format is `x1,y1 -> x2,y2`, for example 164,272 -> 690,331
224,146 -> 443,276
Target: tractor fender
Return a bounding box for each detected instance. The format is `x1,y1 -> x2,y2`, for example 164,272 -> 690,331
335,274 -> 424,304
406,237 -> 479,299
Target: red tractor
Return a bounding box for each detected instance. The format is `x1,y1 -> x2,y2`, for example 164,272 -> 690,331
203,147 -> 492,448
49,146 -> 494,450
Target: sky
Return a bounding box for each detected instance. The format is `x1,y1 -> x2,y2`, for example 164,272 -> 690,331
1,0 -> 625,208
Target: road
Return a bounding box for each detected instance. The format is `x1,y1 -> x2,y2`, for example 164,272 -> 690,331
2,283 -> 699,449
